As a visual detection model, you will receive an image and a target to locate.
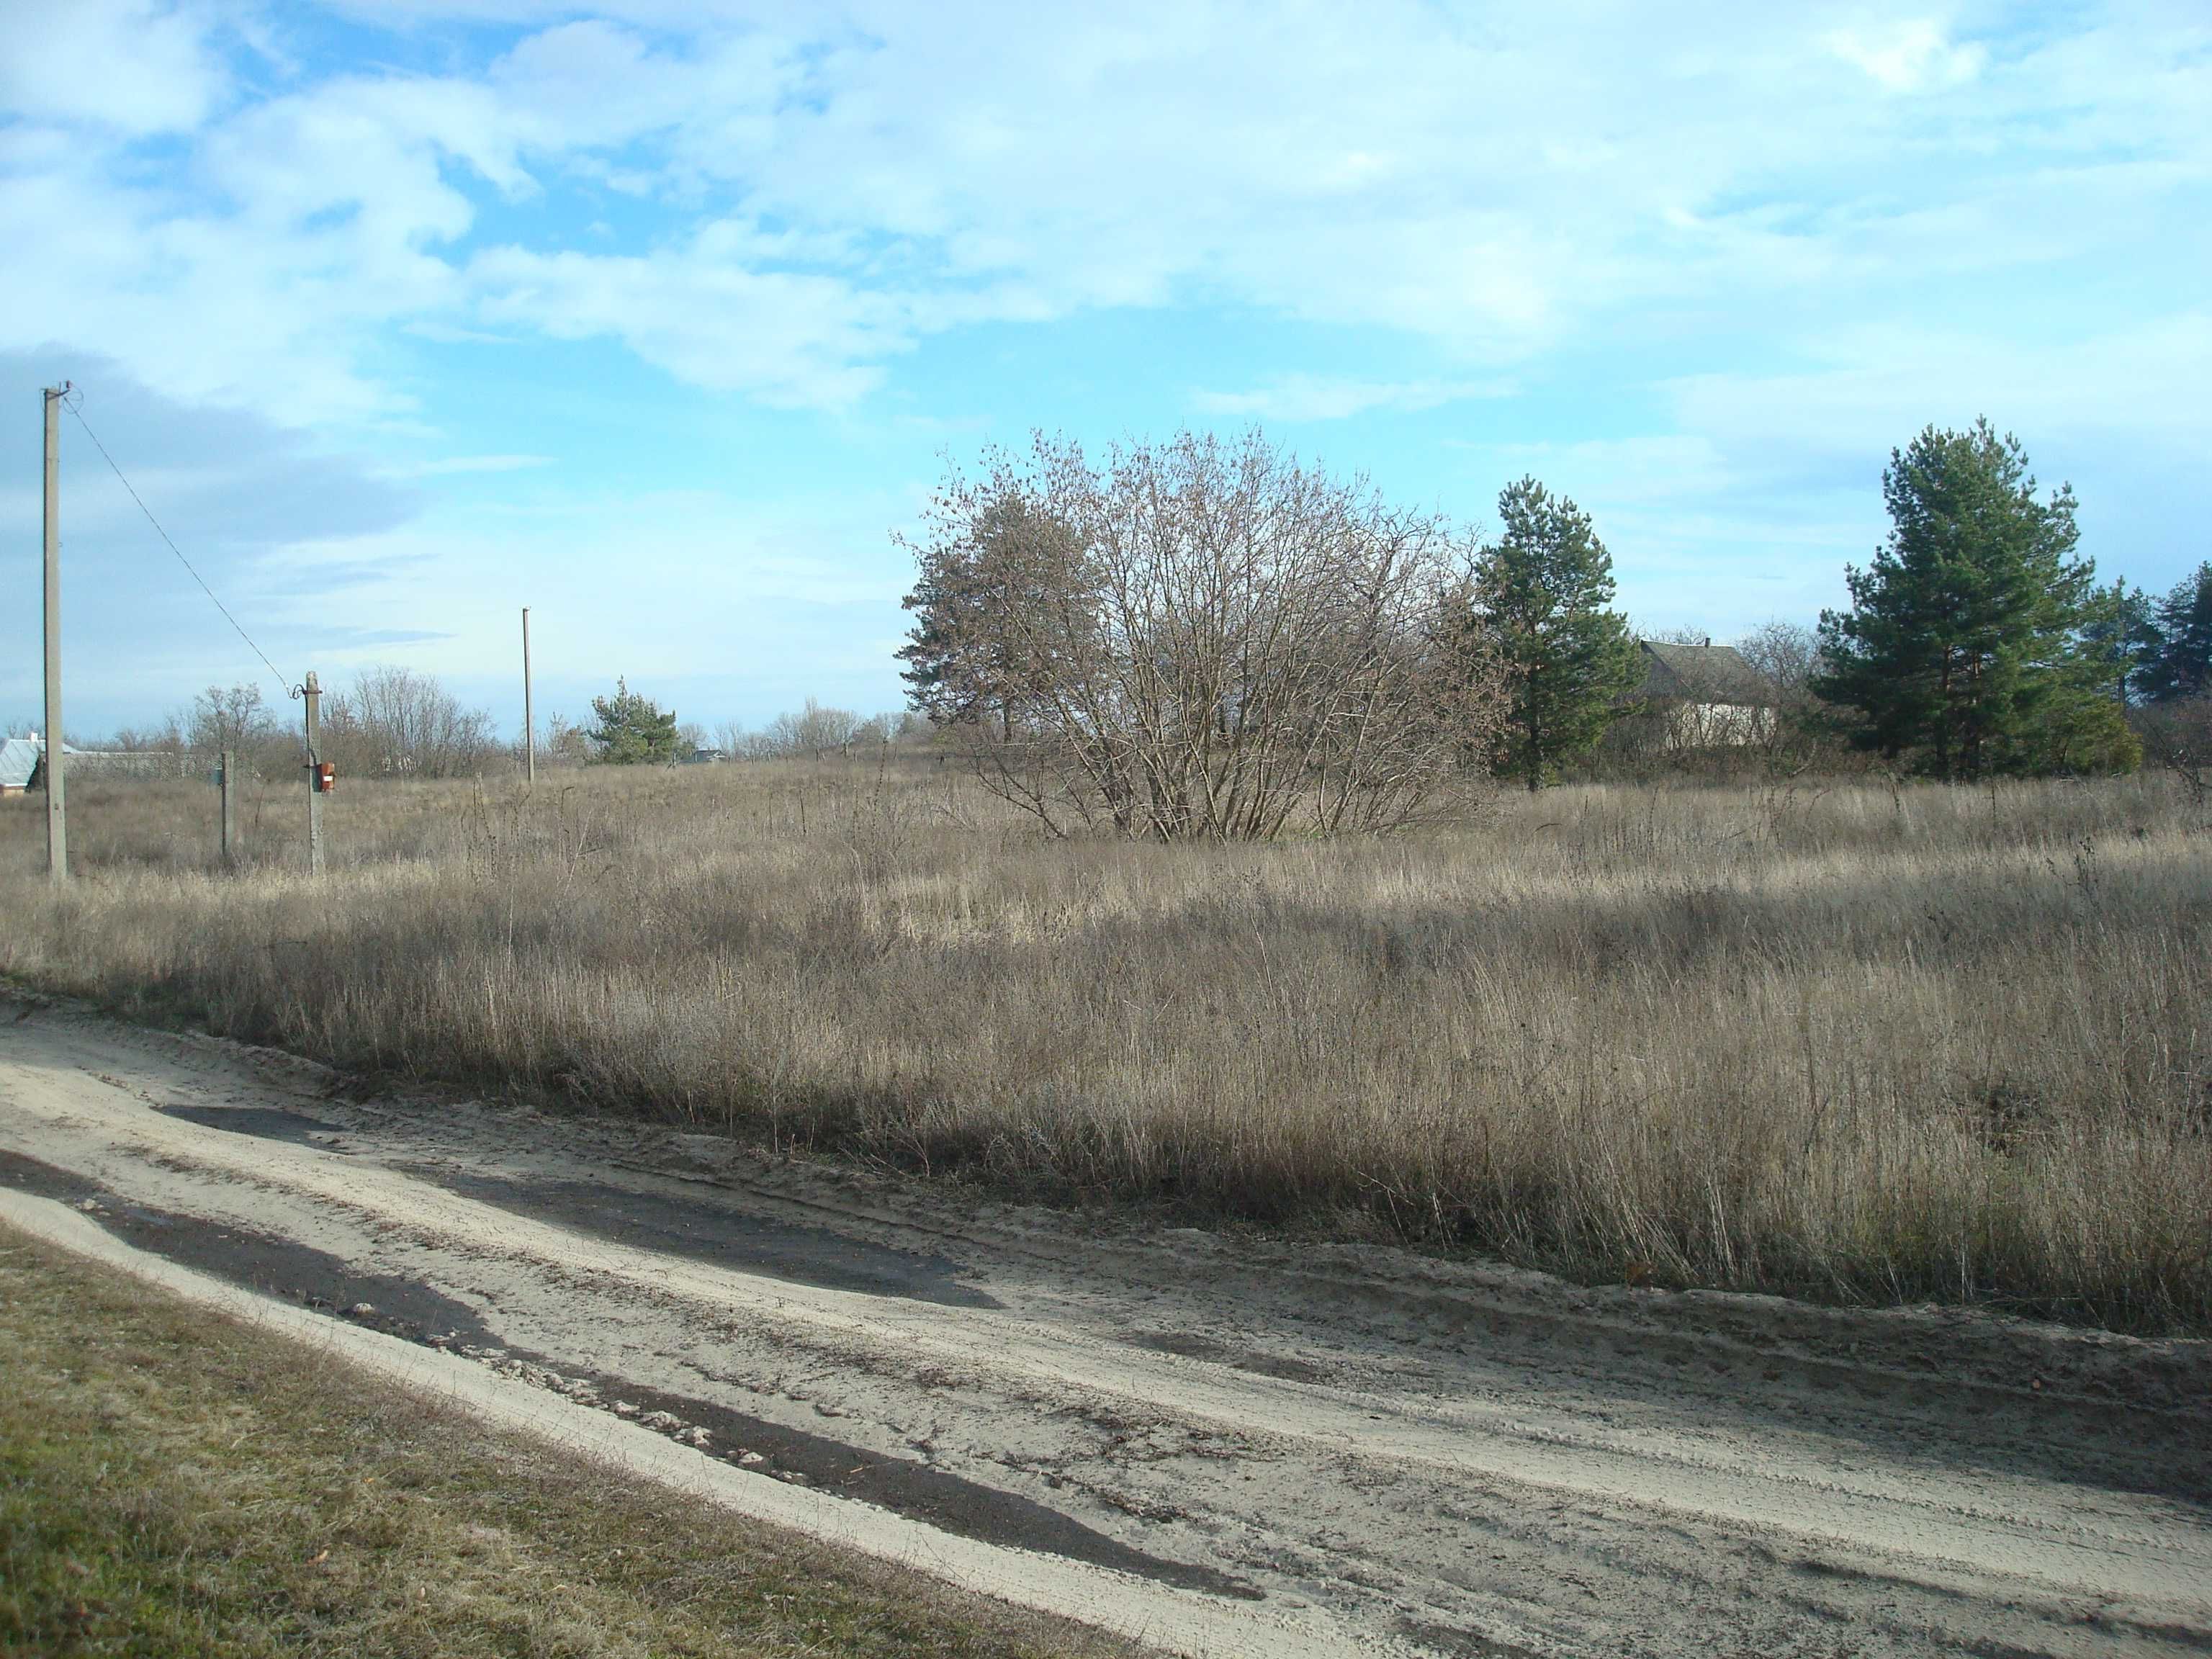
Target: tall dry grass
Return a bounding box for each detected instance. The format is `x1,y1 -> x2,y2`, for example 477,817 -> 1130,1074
4,761 -> 2207,1333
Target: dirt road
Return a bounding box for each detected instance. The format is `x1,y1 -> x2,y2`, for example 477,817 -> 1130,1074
1,997 -> 2206,1657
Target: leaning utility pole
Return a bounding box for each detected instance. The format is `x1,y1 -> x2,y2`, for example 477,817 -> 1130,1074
302,670 -> 324,876
521,606 -> 535,786
41,385 -> 67,885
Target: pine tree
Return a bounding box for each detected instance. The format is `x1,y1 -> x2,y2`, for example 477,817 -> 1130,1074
1470,477 -> 1641,789
899,488 -> 1092,744
1815,419 -> 2136,778
2144,562 -> 2212,704
587,678 -> 680,765
2077,579 -> 2163,705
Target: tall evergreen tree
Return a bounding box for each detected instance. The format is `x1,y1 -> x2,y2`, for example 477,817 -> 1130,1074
587,678 -> 680,765
2144,562 -> 2212,704
1470,477 -> 1641,789
2079,579 -> 2164,704
897,490 -> 1078,742
1815,419 -> 2136,778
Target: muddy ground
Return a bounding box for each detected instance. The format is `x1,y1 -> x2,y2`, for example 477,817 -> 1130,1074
0,996 -> 2206,1657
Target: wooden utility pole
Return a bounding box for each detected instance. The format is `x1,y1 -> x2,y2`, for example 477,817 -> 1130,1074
41,385 -> 67,885
219,748 -> 238,871
302,670 -> 324,876
522,606 -> 535,786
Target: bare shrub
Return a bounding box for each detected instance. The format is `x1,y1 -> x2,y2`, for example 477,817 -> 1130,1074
539,711 -> 592,768
718,706 -> 914,761
900,428 -> 1505,838
2133,696 -> 2212,815
187,683 -> 281,755
1734,619 -> 1821,701
323,665 -> 498,779
767,699 -> 866,759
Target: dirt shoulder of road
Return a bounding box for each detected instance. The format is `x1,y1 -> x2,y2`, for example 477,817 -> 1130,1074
3,991 -> 2209,1657
0,1220 -> 1143,1659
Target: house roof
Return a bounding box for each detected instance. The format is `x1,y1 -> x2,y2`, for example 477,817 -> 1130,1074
0,737 -> 121,788
0,737 -> 40,790
1636,641 -> 1773,706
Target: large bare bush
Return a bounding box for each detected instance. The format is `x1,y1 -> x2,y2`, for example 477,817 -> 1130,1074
900,429 -> 1504,838
2134,695 -> 2212,811
323,665 -> 498,779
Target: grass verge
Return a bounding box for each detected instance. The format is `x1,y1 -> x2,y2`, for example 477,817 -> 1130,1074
0,1221 -> 1136,1659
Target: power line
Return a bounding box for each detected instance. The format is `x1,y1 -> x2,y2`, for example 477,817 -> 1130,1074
60,393 -> 295,696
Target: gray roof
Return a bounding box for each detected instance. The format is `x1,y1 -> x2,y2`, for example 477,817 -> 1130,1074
1636,641 -> 1773,706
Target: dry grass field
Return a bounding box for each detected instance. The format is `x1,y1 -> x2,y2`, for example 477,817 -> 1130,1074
3,758 -> 2207,1334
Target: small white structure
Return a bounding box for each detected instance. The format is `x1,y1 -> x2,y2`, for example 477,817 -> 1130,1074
0,734 -> 171,794
0,737 -> 40,796
1632,642 -> 1776,749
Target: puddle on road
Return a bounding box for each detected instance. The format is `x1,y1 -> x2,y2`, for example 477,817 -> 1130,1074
1,1147 -> 1252,1603
161,1104 -> 345,1146
0,1147 -> 100,1203
1128,1329 -> 1333,1386
406,1166 -> 1000,1310
506,1349 -> 1263,1601
1393,1615 -> 1550,1658
0,1148 -> 494,1346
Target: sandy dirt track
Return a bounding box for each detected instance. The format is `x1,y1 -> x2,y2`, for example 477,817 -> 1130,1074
0,997 -> 2206,1657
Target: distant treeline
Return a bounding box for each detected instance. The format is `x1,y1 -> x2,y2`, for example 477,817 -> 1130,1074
39,673 -> 927,781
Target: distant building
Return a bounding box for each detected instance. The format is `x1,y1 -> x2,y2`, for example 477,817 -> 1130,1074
678,746 -> 727,765
0,737 -> 39,796
1629,641 -> 1776,748
0,734 -> 168,795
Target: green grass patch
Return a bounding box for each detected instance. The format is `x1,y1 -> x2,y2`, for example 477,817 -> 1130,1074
0,1223 -> 1137,1659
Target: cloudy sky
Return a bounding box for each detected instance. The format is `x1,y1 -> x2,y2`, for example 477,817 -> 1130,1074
3,1 -> 2206,737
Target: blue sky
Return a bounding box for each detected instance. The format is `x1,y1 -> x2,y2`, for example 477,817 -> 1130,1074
2,0 -> 2207,738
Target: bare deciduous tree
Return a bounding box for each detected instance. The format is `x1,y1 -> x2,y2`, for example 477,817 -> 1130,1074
2133,695 -> 2212,811
767,698 -> 866,759
714,719 -> 768,759
323,665 -> 497,778
899,428 -> 1505,839
541,711 -> 591,767
1734,621 -> 1822,703
188,683 -> 281,757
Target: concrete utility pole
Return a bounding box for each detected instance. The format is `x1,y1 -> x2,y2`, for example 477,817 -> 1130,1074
522,606 -> 535,786
303,670 -> 324,876
41,385 -> 67,885
219,748 -> 238,871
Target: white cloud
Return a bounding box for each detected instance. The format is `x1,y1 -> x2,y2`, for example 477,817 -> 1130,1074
0,0 -> 230,134
6,2 -> 2208,721
2,0 -> 2207,439
1192,374 -> 1511,423
1822,19 -> 1985,93
402,454 -> 554,476
464,240 -> 907,407
1666,313 -> 2212,469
